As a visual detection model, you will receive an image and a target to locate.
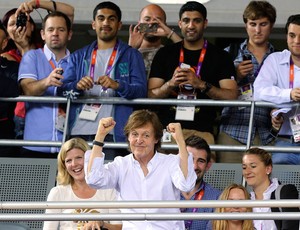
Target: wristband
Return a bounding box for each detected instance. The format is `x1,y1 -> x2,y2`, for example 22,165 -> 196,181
167,29 -> 174,39
35,0 -> 40,8
93,140 -> 104,147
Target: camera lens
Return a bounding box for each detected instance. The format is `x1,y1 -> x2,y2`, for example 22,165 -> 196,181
16,13 -> 27,28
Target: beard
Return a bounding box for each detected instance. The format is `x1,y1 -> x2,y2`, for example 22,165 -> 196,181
144,34 -> 160,43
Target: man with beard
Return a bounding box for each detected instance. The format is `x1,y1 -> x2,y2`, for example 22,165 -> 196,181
181,135 -> 221,230
60,1 -> 147,159
129,4 -> 182,79
148,1 -> 237,158
18,10 -> 74,157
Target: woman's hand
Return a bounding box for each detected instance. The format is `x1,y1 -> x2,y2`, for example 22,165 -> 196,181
82,220 -> 103,230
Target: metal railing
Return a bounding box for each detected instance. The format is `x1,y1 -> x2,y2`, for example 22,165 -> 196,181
1,96 -> 300,226
0,95 -> 298,153
1,200 -> 300,221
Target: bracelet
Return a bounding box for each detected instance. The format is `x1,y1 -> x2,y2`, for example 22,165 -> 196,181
167,29 -> 174,39
35,0 -> 40,8
93,140 -> 104,147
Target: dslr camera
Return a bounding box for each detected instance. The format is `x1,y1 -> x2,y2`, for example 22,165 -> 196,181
16,13 -> 27,28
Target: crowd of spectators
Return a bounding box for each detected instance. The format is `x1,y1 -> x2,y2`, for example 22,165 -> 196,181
1,0 -> 300,229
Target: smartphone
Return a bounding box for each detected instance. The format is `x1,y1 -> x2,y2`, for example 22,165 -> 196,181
138,23 -> 158,33
242,54 -> 252,61
180,63 -> 191,69
56,69 -> 64,80
56,69 -> 64,75
16,13 -> 27,28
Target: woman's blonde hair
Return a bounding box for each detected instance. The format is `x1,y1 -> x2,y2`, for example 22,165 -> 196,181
56,138 -> 90,185
212,183 -> 254,230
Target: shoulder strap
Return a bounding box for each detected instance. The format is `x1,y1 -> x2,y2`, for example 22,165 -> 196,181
275,184 -> 284,212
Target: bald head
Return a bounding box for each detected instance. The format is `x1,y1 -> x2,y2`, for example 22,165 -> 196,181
139,4 -> 166,23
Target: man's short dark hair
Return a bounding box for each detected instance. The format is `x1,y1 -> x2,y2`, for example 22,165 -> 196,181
179,1 -> 207,20
285,14 -> 300,34
185,135 -> 211,163
93,1 -> 122,21
42,11 -> 72,32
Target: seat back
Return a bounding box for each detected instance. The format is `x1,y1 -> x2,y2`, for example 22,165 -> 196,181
0,157 -> 57,229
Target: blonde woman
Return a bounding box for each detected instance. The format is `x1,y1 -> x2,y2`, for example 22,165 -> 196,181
212,183 -> 254,230
43,138 -> 122,230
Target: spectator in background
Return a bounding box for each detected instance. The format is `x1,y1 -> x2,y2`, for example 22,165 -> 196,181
2,7 -> 42,140
129,4 -> 182,78
2,0 -> 73,140
43,138 -> 122,230
254,14 -> 300,165
148,1 -> 237,159
18,8 -> 74,157
242,147 -> 299,230
210,183 -> 254,230
218,0 -> 277,163
0,20 -> 20,156
85,110 -> 196,229
60,1 -> 147,159
181,135 -> 221,230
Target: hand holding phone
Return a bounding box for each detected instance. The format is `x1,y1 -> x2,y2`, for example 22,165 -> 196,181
55,69 -> 64,80
180,63 -> 190,69
242,54 -> 252,61
138,23 -> 158,33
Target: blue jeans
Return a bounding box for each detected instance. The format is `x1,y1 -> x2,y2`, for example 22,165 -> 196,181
272,138 -> 300,165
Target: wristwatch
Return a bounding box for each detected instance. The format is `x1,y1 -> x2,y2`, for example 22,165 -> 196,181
201,82 -> 212,94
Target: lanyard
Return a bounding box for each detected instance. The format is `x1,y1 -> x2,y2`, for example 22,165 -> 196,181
49,59 -> 56,70
179,40 -> 208,78
289,58 -> 294,88
185,183 -> 205,230
90,41 -> 118,80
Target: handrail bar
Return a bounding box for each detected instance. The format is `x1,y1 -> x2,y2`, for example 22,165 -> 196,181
0,95 -> 297,108
1,200 -> 300,209
1,212 -> 300,221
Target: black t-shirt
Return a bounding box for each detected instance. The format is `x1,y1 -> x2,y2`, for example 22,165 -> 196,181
149,41 -> 235,133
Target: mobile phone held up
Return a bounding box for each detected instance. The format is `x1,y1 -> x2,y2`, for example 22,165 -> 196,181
16,13 -> 27,28
138,23 -> 158,33
242,54 -> 252,61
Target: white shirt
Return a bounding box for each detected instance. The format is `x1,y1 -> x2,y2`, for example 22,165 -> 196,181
253,49 -> 300,135
43,184 -> 121,230
84,150 -> 196,230
250,178 -> 279,230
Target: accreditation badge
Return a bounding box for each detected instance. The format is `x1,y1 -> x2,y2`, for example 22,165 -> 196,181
289,114 -> 300,142
175,93 -> 196,121
79,103 -> 101,121
238,83 -> 253,110
55,106 -> 66,132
